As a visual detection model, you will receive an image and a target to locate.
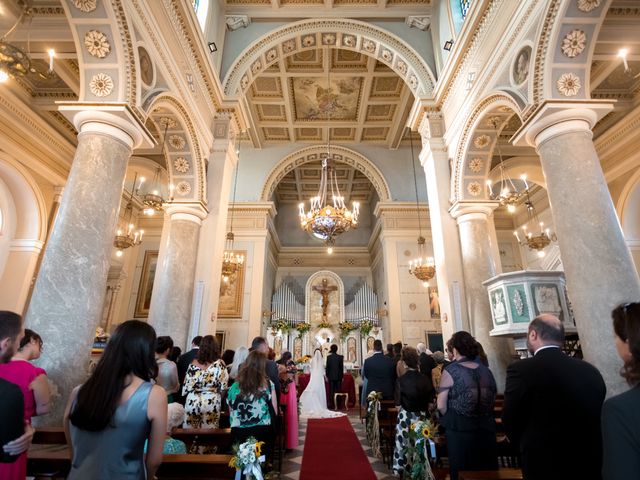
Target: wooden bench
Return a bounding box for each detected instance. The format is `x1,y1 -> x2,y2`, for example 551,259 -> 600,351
32,427 -> 66,445
156,454 -> 235,479
458,468 -> 523,480
171,428 -> 233,453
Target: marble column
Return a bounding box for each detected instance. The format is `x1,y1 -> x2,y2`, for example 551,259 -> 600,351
519,105 -> 640,396
450,202 -> 514,390
379,231 -> 403,343
417,116 -> 470,338
26,110 -> 150,425
148,204 -> 207,350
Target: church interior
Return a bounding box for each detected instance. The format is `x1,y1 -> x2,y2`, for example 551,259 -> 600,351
1,0 -> 639,478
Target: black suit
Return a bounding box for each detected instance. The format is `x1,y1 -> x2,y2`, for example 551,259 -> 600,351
266,359 -> 281,400
0,378 -> 24,463
326,353 -> 344,408
363,351 -> 396,400
601,385 -> 640,480
502,347 -> 606,480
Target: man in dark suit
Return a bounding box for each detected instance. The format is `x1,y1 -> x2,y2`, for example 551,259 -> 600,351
176,335 -> 202,404
251,336 -> 281,400
417,342 -> 436,398
502,314 -> 606,480
363,339 -> 396,400
326,344 -> 344,409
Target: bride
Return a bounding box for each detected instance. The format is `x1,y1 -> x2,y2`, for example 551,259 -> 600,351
299,349 -> 345,419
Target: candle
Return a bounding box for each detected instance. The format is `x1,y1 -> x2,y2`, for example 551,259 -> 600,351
48,49 -> 55,72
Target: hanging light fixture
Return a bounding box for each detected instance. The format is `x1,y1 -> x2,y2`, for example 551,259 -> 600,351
114,173 -> 144,257
136,122 -> 171,216
513,189 -> 557,258
0,1 -> 56,83
221,135 -> 245,283
298,48 -> 360,254
407,128 -> 436,288
485,117 -> 529,213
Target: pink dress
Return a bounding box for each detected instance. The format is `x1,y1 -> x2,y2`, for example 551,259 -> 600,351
279,363 -> 299,449
0,359 -> 47,480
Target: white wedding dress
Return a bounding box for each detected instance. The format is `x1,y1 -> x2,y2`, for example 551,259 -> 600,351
299,350 -> 346,419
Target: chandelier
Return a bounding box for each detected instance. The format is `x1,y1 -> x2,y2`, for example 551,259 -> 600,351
407,128 -> 436,287
513,190 -> 557,258
114,173 -> 144,257
485,117 -> 529,213
135,121 -> 174,216
0,1 -> 56,83
222,136 -> 245,283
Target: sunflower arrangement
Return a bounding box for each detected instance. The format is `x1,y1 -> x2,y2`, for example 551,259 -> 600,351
403,419 -> 437,479
338,320 -> 356,340
270,319 -> 290,336
317,319 -> 332,329
295,322 -> 311,335
365,391 -> 383,458
359,319 -> 374,336
228,436 -> 265,479
295,354 -> 312,364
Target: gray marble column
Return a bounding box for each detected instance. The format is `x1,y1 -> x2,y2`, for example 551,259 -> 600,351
148,205 -> 206,350
525,107 -> 640,396
450,203 -> 514,391
26,112 -> 148,425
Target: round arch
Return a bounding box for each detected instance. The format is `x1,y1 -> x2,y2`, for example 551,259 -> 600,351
222,18 -> 436,99
616,167 -> 640,238
305,270 -> 345,329
451,93 -> 523,202
145,95 -> 207,205
261,145 -> 392,203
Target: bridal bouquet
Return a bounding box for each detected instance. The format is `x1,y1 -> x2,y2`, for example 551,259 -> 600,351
228,437 -> 265,480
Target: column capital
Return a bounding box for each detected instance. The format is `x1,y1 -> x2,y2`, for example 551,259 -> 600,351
165,203 -> 208,224
449,201 -> 499,222
513,100 -> 613,149
57,103 -> 155,150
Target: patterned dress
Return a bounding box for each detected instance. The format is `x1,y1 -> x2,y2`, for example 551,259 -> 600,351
182,360 -> 229,429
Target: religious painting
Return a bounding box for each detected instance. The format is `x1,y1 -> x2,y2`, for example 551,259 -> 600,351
138,46 -> 154,87
134,250 -> 158,318
215,331 -> 226,351
429,286 -> 441,319
217,251 -> 246,318
366,336 -> 375,354
347,337 -> 357,364
274,336 -> 283,359
530,283 -> 564,322
490,288 -> 508,325
293,337 -> 302,360
292,77 -> 362,121
507,284 -> 530,323
512,46 -> 531,86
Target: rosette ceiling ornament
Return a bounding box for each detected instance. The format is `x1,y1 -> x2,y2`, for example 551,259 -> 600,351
298,51 -> 360,254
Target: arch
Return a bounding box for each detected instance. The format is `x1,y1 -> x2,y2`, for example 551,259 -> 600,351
222,18 -> 436,99
145,94 -> 206,205
487,156 -> 546,189
616,167 -> 640,238
451,93 -> 523,202
305,270 -> 345,329
261,145 -> 391,203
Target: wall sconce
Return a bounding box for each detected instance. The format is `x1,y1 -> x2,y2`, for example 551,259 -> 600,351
444,39 -> 454,51
208,42 -> 217,53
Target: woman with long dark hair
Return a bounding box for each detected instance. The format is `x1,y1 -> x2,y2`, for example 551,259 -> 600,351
182,335 -> 228,429
63,320 -> 167,479
602,302 -> 640,479
277,351 -> 298,449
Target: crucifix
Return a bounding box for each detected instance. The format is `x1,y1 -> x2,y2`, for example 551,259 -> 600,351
312,278 -> 338,319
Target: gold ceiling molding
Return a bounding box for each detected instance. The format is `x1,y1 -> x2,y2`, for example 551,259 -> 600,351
261,145 -> 391,202
222,18 -> 436,99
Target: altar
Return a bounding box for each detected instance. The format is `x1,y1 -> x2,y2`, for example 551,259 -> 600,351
297,372 -> 357,408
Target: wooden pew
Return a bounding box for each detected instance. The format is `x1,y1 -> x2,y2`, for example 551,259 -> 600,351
458,468 -> 523,480
156,454 -> 235,479
32,427 -> 66,445
171,427 -> 233,453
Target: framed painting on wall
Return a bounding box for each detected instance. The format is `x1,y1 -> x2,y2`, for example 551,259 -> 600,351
429,286 -> 441,319
134,250 -> 158,318
214,331 -> 226,351
217,251 -> 246,318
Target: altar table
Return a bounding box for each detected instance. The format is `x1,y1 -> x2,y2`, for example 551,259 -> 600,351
297,373 -> 356,407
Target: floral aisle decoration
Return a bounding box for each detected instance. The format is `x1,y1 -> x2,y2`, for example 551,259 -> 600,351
228,436 -> 265,480
270,319 -> 290,336
404,419 -> 437,480
359,319 -> 374,336
295,322 -> 311,335
338,320 -> 356,340
365,391 -> 383,458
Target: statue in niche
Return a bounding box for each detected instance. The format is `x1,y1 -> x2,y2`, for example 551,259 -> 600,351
312,278 -> 338,321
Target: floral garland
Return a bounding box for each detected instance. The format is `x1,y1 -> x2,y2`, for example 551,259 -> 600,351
338,320 -> 356,340
228,436 -> 265,480
365,391 -> 383,458
359,319 -> 374,336
295,322 -> 311,334
270,319 -> 290,336
404,420 -> 436,480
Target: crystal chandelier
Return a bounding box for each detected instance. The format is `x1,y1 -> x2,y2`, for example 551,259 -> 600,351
114,173 -> 144,257
485,117 -> 529,213
136,122 -> 173,216
513,190 -> 557,258
298,56 -> 359,254
0,1 -> 56,83
222,136 -> 245,283
407,128 -> 436,287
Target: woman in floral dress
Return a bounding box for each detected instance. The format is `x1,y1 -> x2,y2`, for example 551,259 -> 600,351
182,335 -> 228,429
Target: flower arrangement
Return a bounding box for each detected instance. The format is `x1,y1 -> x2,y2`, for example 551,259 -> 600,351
295,355 -> 312,364
295,322 -> 311,335
367,391 -> 383,403
228,436 -> 265,480
359,319 -> 374,336
338,320 -> 356,340
365,391 -> 383,458
270,319 -> 290,336
317,319 -> 332,329
404,419 -> 437,480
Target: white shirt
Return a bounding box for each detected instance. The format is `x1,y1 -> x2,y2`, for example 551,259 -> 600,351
533,345 -> 560,356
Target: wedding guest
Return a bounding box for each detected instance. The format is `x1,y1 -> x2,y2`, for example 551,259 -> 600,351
385,343 -> 394,359
229,346 -> 249,385
431,351 -> 446,390
182,335 -> 228,429
0,328 -> 51,479
602,303 -> 640,480
64,320 -> 167,479
144,403 -> 187,455
438,331 -> 498,480
222,349 -> 235,369
0,312 -> 34,478
176,336 -> 202,404
277,351 -> 298,449
417,342 -> 436,382
155,336 -> 179,402
392,347 -> 434,476
363,339 -> 396,400
251,337 -> 281,400
169,346 -> 181,363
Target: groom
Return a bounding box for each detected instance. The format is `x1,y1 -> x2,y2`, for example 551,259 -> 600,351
325,344 -> 344,409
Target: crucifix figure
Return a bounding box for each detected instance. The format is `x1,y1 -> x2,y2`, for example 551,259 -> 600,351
312,278 -> 338,319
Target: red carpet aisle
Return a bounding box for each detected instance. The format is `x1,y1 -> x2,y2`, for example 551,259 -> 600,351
299,416 -> 377,480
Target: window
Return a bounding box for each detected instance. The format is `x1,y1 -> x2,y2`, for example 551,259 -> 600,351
192,0 -> 209,31
460,0 -> 472,18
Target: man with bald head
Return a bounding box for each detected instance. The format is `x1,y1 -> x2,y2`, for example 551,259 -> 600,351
502,314 -> 606,480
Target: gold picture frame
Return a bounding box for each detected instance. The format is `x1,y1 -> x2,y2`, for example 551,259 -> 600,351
217,251 -> 246,318
134,250 -> 159,318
